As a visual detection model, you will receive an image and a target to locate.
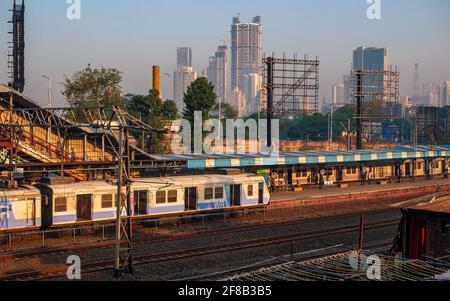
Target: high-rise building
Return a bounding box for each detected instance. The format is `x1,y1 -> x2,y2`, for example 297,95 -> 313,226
422,82 -> 440,107
243,73 -> 262,115
332,83 -> 345,105
352,47 -> 389,101
353,46 -> 388,71
343,75 -> 352,104
231,87 -> 246,117
173,68 -> 197,112
177,47 -> 192,71
8,0 -> 25,93
207,45 -> 228,105
173,47 -> 196,111
231,16 -> 262,110
444,81 -> 450,107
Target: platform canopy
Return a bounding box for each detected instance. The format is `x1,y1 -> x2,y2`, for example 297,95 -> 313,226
149,145 -> 450,170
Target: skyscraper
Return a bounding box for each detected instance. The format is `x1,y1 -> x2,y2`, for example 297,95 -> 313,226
207,46 -> 228,105
422,82 -> 440,107
243,73 -> 262,115
177,47 -> 192,71
444,81 -> 450,107
8,0 -> 25,93
231,87 -> 246,117
174,47 -> 196,111
231,16 -> 262,113
343,75 -> 352,104
353,47 -> 388,71
352,46 -> 389,101
332,84 -> 345,105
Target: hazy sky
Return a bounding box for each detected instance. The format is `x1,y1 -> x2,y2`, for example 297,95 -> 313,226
0,0 -> 449,108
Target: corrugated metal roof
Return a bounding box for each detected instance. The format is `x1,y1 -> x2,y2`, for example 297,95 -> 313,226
393,194 -> 450,215
407,195 -> 450,215
149,145 -> 450,170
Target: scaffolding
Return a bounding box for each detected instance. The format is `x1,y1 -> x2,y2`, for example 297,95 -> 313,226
351,67 -> 400,149
415,106 -> 439,146
261,54 -> 320,116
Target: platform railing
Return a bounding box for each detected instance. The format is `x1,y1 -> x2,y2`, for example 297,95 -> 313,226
0,198 -> 399,252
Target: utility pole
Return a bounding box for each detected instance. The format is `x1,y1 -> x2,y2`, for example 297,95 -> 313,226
356,72 -> 363,150
114,127 -> 134,277
42,75 -> 52,152
266,57 -> 274,148
42,75 -> 52,108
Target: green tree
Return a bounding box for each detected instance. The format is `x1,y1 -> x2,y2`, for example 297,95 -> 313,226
125,89 -> 166,152
125,89 -> 163,129
162,100 -> 179,120
183,77 -> 217,123
62,64 -> 123,110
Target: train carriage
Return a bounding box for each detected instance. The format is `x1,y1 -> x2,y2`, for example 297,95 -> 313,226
36,181 -> 118,227
0,186 -> 41,232
34,173 -> 270,228
131,174 -> 270,216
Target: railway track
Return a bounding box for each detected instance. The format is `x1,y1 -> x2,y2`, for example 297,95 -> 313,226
0,218 -> 399,281
0,207 -> 398,262
181,240 -> 395,281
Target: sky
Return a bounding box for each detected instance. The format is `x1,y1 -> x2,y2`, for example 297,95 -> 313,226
0,0 -> 449,108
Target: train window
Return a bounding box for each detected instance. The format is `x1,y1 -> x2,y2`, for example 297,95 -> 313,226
215,187 -> 224,199
417,162 -> 422,170
347,167 -> 357,175
55,197 -> 67,213
248,185 -> 254,197
156,191 -> 166,204
302,170 -> 308,178
101,194 -> 113,208
168,190 -> 178,203
205,188 -> 214,200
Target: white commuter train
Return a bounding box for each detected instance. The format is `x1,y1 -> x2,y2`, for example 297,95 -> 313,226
0,186 -> 42,232
0,174 -> 270,231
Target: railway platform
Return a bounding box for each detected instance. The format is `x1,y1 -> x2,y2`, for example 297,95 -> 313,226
270,177 -> 450,207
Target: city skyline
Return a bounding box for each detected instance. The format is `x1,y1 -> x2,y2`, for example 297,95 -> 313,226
0,0 -> 449,109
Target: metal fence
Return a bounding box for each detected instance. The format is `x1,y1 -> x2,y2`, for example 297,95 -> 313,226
0,199 -> 390,252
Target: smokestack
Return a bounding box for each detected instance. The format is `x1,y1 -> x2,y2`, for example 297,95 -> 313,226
152,65 -> 160,93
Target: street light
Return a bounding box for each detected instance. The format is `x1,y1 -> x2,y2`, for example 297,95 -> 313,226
42,75 -> 52,108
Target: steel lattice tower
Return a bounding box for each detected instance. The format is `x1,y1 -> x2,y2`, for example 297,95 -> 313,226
8,0 -> 25,93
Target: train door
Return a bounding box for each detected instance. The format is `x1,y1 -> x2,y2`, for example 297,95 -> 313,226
287,169 -> 293,187
184,187 -> 197,211
230,185 -> 241,207
41,194 -> 52,228
337,168 -> 343,183
26,198 -> 36,227
134,191 -> 148,215
405,163 -> 411,177
258,183 -> 264,204
77,194 -> 92,221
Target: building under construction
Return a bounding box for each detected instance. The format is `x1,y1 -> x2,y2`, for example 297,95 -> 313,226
415,106 -> 440,146
8,0 -> 25,93
351,67 -> 400,149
